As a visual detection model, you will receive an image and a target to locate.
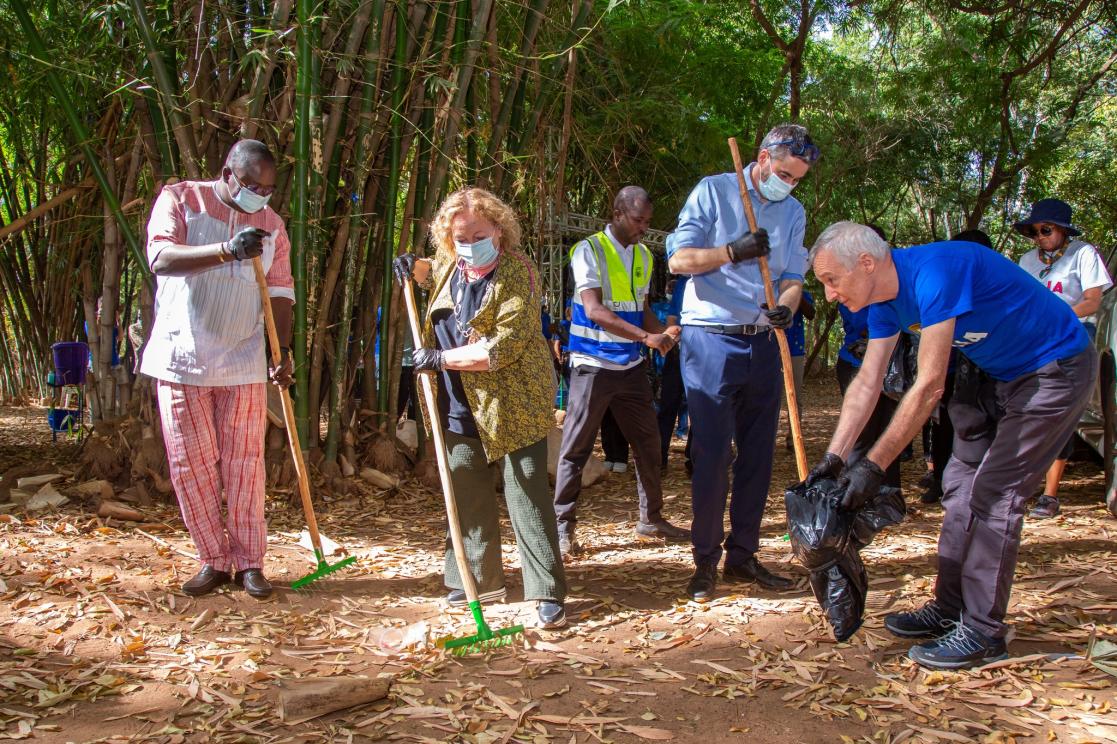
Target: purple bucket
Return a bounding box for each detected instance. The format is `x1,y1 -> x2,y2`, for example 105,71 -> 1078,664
52,342 -> 89,385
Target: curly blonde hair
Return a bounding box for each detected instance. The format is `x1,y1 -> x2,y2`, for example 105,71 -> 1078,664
428,187 -> 523,262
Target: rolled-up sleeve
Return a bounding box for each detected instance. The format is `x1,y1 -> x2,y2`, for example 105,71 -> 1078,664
146,187 -> 184,269
671,179 -> 716,253
779,206 -> 807,282
266,225 -> 296,302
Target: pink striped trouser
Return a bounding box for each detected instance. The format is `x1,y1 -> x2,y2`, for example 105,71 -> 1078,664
156,380 -> 268,572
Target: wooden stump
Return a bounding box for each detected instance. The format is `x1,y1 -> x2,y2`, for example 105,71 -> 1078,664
277,675 -> 391,723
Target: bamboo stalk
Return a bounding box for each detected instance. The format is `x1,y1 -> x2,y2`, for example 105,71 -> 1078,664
291,0 -> 315,447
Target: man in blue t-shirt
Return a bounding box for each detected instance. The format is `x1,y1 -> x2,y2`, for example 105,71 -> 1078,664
807,221 -> 1096,670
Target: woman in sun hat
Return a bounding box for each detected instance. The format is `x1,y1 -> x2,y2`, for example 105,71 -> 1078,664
1015,198 -> 1112,519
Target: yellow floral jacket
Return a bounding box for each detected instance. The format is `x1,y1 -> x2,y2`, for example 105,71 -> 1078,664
419,249 -> 556,463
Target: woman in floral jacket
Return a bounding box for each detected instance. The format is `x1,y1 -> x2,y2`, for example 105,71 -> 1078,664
392,187 -> 567,629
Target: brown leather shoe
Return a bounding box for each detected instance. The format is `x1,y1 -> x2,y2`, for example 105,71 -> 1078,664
182,565 -> 231,596
234,569 -> 273,599
635,519 -> 691,542
723,556 -> 795,590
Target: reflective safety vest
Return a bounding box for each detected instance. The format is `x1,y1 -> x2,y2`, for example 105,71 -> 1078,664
568,230 -> 652,366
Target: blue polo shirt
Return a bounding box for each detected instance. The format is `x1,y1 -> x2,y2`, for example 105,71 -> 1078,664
868,242 -> 1088,381
838,305 -> 869,367
668,169 -> 807,326
788,290 -> 813,357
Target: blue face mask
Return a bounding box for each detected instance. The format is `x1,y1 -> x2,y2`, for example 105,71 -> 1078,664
229,172 -> 272,214
454,236 -> 499,267
758,164 -> 795,202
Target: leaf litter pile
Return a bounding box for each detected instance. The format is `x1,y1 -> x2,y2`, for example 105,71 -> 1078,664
1,380 -> 1116,744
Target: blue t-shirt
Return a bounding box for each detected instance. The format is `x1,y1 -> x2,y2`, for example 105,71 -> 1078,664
839,305 -> 869,367
867,242 -> 1088,381
788,290 -> 813,357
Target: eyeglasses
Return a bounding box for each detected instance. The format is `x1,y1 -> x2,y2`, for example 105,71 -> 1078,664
1024,225 -> 1056,239
231,170 -> 275,197
766,139 -> 821,163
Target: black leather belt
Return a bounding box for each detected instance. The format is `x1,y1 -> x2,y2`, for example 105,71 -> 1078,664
697,323 -> 767,335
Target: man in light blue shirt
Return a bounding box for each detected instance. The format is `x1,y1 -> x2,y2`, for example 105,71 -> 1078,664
667,124 -> 818,601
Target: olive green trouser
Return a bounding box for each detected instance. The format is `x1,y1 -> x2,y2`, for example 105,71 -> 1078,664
442,432 -> 566,602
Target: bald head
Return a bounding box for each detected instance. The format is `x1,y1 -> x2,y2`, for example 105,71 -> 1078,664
225,139 -> 275,173
611,186 -> 652,246
614,186 -> 651,214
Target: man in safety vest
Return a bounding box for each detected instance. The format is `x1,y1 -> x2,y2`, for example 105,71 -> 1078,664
553,186 -> 690,556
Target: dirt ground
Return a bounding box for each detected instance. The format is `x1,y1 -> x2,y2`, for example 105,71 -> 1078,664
2,377 -> 1116,744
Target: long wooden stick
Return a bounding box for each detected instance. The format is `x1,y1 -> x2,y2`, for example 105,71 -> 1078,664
401,278 -> 481,602
251,257 -> 327,555
728,138 -> 808,479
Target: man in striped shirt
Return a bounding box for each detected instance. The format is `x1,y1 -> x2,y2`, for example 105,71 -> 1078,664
141,140 -> 294,599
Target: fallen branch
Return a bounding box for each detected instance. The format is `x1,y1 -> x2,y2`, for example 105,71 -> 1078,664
135,528 -> 199,560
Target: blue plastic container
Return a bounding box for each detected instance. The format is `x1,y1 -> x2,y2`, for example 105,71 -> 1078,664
47,408 -> 79,433
51,342 -> 88,385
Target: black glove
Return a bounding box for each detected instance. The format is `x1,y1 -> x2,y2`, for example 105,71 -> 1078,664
392,253 -> 418,285
763,303 -> 793,330
725,228 -> 770,263
837,458 -> 885,511
805,452 -> 844,486
225,227 -> 268,261
411,348 -> 443,372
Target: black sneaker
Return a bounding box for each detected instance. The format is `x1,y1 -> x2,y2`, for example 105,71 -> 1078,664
686,563 -> 718,602
446,586 -> 506,607
1030,495 -> 1060,519
908,622 -> 1007,670
884,600 -> 956,638
537,601 -> 567,629
920,482 -> 943,504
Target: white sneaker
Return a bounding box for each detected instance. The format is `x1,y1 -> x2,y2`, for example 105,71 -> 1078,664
612,462 -> 628,473
603,461 -> 617,471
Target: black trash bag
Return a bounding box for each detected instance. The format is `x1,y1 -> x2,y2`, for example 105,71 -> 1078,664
882,335 -> 918,401
785,478 -> 905,641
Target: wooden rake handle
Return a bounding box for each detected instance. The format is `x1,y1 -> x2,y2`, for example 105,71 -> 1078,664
401,275 -> 481,602
251,256 -> 325,554
727,138 -> 808,480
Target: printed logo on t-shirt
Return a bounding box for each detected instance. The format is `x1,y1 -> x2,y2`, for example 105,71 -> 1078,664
906,322 -> 988,348
953,331 -> 988,348
1047,280 -> 1063,294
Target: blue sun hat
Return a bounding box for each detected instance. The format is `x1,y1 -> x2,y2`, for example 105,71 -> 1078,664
1012,198 -> 1081,237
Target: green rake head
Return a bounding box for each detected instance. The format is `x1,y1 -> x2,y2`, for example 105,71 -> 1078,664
291,551 -> 357,591
437,601 -> 524,656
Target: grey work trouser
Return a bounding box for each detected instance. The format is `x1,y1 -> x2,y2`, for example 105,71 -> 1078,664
553,362 -> 664,535
935,346 -> 1096,638
442,432 -> 566,602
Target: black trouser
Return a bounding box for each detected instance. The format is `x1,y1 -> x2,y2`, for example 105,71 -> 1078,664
836,359 -> 901,489
600,409 -> 630,463
554,362 -> 663,534
656,348 -> 685,467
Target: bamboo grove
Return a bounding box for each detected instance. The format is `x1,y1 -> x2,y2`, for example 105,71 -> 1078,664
1,0 -> 1115,466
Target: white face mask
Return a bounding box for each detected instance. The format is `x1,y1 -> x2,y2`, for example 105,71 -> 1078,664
758,163 -> 795,202
229,171 -> 272,213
